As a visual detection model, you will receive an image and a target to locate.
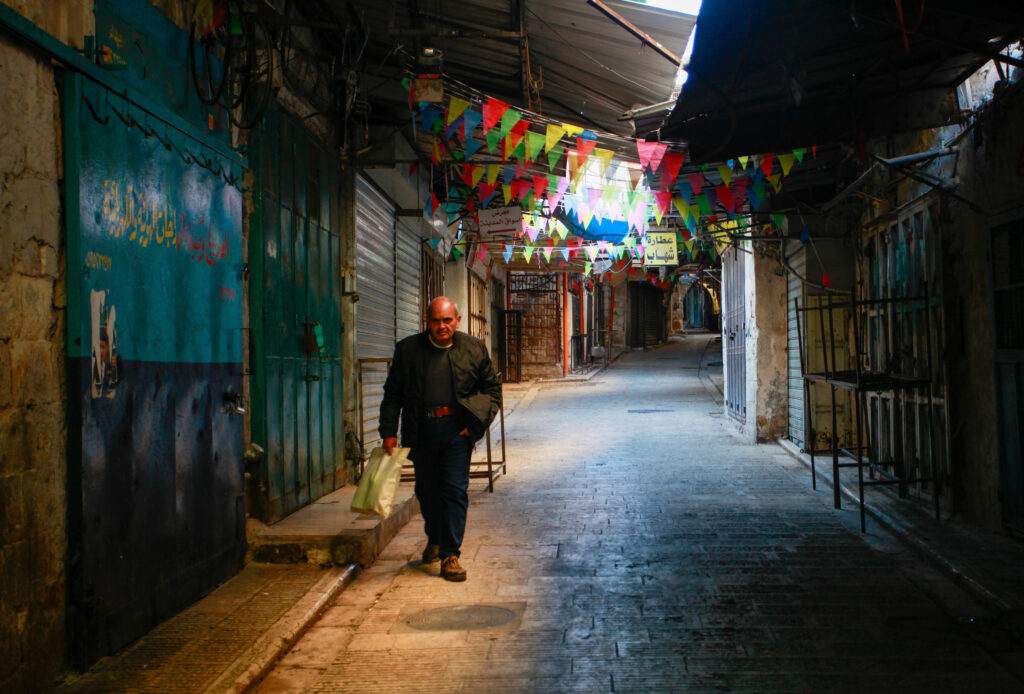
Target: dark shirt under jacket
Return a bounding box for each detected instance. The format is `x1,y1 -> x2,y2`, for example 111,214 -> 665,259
422,341 -> 456,408
379,330 -> 502,446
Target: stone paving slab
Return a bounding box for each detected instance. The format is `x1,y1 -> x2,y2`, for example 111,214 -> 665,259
57,564 -> 355,693
253,334 -> 1024,693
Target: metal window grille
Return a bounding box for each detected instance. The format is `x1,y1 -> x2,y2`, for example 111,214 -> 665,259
468,270 -> 487,340
420,241 -> 445,329
509,272 -> 561,374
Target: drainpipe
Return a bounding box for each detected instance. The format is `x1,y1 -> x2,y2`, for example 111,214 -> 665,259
562,274 -> 569,376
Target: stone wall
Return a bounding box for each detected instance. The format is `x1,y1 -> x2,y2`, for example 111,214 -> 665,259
753,243 -> 788,442
0,26 -> 68,693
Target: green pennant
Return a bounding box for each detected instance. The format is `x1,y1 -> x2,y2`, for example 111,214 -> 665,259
547,143 -> 566,171
486,128 -> 502,154
526,131 -> 545,161
696,193 -> 712,217
499,109 -> 521,139
513,139 -> 527,163
772,213 -> 785,231
793,147 -> 805,163
451,245 -> 463,261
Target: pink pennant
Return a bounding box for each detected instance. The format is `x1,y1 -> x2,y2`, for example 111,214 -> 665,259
476,243 -> 490,265
636,140 -> 667,173
687,172 -> 704,195
548,177 -> 569,212
587,187 -> 603,209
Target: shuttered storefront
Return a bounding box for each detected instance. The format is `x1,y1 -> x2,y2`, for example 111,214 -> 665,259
396,218 -> 422,339
723,247 -> 747,422
355,177 -> 423,451
787,247 -> 807,447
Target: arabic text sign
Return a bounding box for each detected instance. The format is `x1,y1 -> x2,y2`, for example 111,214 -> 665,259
644,232 -> 678,266
478,205 -> 523,237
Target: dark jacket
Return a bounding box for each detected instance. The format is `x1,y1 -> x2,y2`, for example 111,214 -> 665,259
379,330 -> 502,446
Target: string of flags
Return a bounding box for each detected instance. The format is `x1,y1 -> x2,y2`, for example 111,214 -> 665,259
404,76 -> 816,278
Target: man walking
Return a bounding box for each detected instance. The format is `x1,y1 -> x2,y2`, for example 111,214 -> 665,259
380,296 -> 502,581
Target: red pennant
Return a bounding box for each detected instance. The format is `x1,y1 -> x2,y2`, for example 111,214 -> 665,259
482,98 -> 509,133
533,174 -> 548,200
661,152 -> 686,188
575,137 -> 597,167
687,172 -> 704,195
760,152 -> 775,177
715,185 -> 734,214
408,161 -> 419,177
654,190 -> 673,216
822,270 -> 834,288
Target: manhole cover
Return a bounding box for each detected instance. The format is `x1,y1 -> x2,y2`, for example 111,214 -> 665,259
401,605 -> 516,631
627,409 -> 675,413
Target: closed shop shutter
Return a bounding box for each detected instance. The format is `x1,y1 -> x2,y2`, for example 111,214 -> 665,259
787,247 -> 807,446
396,218 -> 422,340
356,176 -> 397,450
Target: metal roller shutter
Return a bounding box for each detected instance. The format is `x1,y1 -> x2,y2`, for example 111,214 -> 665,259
356,176 -> 397,450
396,218 -> 422,340
787,247 -> 807,446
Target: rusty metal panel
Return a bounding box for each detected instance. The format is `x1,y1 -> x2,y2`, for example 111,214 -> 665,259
65,74 -> 245,667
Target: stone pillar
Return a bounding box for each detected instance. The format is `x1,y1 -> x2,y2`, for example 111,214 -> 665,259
339,163 -> 359,483
752,243 -> 789,442
0,31 -> 67,692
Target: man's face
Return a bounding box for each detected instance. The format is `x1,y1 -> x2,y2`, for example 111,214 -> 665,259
427,302 -> 460,346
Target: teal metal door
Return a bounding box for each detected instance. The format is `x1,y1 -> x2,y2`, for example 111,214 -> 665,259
250,108 -> 344,523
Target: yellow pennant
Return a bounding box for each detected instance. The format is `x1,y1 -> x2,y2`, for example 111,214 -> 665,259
486,164 -> 500,185
593,148 -> 614,178
471,165 -> 485,188
562,123 -> 584,138
448,97 -> 469,125
545,123 -> 566,152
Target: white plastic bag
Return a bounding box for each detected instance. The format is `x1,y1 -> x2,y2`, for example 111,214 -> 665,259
350,446 -> 409,517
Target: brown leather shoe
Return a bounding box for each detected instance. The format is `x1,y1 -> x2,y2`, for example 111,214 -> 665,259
440,556 -> 467,582
421,543 -> 440,564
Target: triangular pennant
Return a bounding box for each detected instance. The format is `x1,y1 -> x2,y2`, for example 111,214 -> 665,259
447,97 -> 469,125
593,148 -> 614,178
482,97 -> 509,133
464,138 -> 485,159
715,185 -> 734,214
562,123 -> 584,138
451,245 -> 462,261
647,142 -> 669,174
575,137 -> 597,167
585,244 -> 599,262
760,152 -> 775,176
503,244 -> 514,263
716,164 -> 733,187
522,244 -> 534,262
546,123 -> 566,151
778,153 -> 797,177
471,165 -> 486,188
738,155 -> 749,170
499,109 -> 522,139
768,174 -> 783,193
476,242 -> 490,265
526,131 -> 546,161
486,164 -> 501,185
687,172 -> 704,195
661,152 -> 686,187
486,128 -> 502,154
532,174 -> 548,200
502,184 -> 513,206
462,108 -> 482,140
800,227 -> 810,244
508,119 -> 530,150
822,270 -> 834,289
542,246 -> 553,262
654,190 -> 673,217
421,106 -> 442,134
547,143 -> 566,171
673,197 -> 690,222
793,147 -> 805,163
772,213 -> 785,232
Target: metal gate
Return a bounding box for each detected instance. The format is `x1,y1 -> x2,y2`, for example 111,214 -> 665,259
991,217 -> 1024,531
503,310 -> 523,382
723,246 -> 747,421
356,176 -> 397,451
250,108 -> 345,523
509,273 -> 561,378
787,247 -> 806,446
65,73 -> 246,664
396,218 -> 422,339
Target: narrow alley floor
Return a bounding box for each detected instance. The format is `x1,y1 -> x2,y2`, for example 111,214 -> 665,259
255,335 -> 1024,694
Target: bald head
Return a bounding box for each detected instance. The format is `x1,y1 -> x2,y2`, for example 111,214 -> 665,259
426,296 -> 461,346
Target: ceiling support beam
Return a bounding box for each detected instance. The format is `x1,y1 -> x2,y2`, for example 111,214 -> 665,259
587,0 -> 681,67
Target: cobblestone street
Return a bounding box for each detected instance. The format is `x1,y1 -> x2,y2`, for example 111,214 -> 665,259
256,335 -> 1024,693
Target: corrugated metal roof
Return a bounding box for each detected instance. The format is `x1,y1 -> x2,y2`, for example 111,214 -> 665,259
336,0 -> 695,136
661,0 -> 1024,162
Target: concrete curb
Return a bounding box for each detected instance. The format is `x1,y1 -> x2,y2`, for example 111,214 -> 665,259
776,439 -> 1016,618
206,563 -> 359,694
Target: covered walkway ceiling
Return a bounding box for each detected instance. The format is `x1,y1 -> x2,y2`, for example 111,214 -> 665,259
662,1 -> 1024,163
323,0 -> 696,136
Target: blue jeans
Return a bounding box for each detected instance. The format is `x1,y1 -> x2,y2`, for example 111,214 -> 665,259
410,415 -> 473,559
